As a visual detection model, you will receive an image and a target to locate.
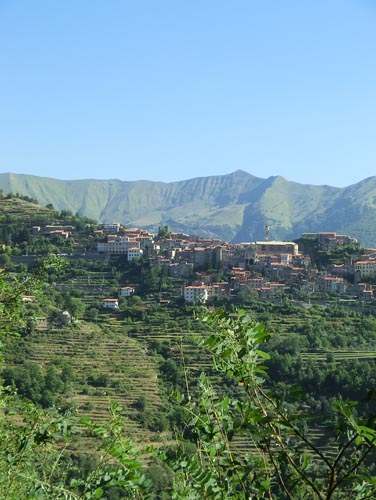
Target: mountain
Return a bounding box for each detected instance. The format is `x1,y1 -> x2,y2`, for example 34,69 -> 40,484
1,171 -> 376,246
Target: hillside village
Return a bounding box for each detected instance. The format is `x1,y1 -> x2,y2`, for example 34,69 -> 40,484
94,225 -> 369,306
3,200 -> 376,499
3,5 -> 376,495
5,205 -> 376,308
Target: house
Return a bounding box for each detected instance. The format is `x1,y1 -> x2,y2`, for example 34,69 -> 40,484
354,260 -> 376,279
119,286 -> 135,297
301,232 -> 358,250
98,222 -> 121,233
127,247 -> 143,261
102,298 -> 119,309
360,289 -> 374,302
47,229 -> 70,239
97,234 -> 144,256
209,282 -> 231,300
319,276 -> 347,293
183,285 -> 208,304
168,261 -> 194,278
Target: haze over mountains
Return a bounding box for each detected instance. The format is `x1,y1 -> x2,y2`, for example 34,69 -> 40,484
1,171 -> 376,246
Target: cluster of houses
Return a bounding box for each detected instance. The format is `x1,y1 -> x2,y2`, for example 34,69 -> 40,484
96,225 -> 152,262
101,286 -> 135,310
8,220 -> 376,317
96,225 -> 376,306
31,224 -> 75,239
15,221 -> 376,307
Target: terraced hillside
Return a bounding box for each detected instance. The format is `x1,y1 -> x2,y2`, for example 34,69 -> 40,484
0,196 -> 54,227
4,290 -> 376,468
6,319 -> 168,447
3,217 -> 376,459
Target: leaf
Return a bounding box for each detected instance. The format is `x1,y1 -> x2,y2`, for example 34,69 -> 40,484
91,487 -> 104,499
255,349 -> 270,360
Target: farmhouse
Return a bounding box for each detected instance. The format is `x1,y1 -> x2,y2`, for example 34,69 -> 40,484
102,298 -> 119,309
119,286 -> 135,297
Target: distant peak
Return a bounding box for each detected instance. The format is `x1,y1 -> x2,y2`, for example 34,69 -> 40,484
227,169 -> 259,179
269,175 -> 287,182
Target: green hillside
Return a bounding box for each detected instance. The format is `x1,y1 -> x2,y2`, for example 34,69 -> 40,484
0,195 -> 54,224
2,171 -> 376,245
2,196 -> 376,498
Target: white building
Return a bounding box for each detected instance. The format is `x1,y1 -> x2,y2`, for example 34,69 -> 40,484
127,247 -> 143,261
102,298 -> 119,309
119,286 -> 135,297
183,285 -> 208,304
98,236 -> 141,256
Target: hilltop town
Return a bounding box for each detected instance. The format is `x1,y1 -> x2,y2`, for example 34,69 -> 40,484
3,198 -> 375,310
94,224 -> 369,306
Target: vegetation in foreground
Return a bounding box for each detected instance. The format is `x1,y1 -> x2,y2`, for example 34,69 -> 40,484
1,195 -> 376,497
1,262 -> 376,498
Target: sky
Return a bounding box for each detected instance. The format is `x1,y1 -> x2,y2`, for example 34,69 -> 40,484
0,0 -> 375,187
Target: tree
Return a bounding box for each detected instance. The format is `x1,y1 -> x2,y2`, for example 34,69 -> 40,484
155,225 -> 172,241
0,254 -> 11,269
0,261 -> 149,499
2,260 -> 376,499
65,295 -> 86,319
162,308 -> 376,499
86,306 -> 99,323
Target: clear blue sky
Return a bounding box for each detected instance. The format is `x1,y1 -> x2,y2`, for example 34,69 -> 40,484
1,0 -> 375,187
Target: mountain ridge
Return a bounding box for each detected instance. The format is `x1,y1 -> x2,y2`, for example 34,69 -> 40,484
1,171 -> 376,246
